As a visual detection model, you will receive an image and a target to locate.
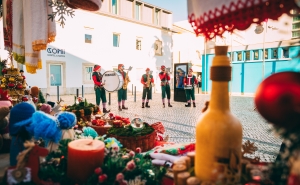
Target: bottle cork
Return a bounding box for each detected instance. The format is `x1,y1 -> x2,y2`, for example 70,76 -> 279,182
180,156 -> 191,170
177,171 -> 190,185
173,164 -> 187,185
186,177 -> 201,185
187,152 -> 195,166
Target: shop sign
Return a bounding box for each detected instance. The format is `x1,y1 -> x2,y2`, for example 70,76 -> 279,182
47,47 -> 65,57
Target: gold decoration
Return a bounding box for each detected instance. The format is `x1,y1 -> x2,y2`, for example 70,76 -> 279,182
8,77 -> 15,82
1,84 -> 6,89
17,76 -> 24,81
2,78 -> 6,83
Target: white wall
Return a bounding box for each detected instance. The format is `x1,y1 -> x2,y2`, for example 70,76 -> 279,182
23,10 -> 172,94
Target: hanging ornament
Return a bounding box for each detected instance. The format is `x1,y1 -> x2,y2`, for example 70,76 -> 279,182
16,83 -> 23,90
254,72 -> 300,129
1,78 -> 6,83
7,82 -> 15,88
1,84 -> 6,89
17,76 -> 24,81
48,0 -> 75,28
8,77 -> 15,82
1,68 -> 7,75
32,97 -> 38,103
22,96 -> 28,102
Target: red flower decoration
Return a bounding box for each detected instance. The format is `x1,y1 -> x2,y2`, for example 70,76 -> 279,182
116,173 -> 124,182
125,160 -> 136,171
129,151 -> 135,157
135,147 -> 142,154
94,167 -> 102,175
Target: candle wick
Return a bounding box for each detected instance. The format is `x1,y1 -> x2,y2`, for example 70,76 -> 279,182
86,141 -> 93,146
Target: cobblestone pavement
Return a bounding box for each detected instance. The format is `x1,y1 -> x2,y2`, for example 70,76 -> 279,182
50,91 -> 282,163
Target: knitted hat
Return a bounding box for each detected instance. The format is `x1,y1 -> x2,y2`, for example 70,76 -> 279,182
40,104 -> 52,114
146,68 -> 150,71
31,86 -> 39,98
9,103 -> 35,136
93,65 -> 101,72
57,112 -> 77,129
161,65 -> 166,69
118,64 -> 124,69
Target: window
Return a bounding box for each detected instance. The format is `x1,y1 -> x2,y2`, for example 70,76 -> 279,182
293,16 -> 300,22
245,51 -> 250,60
85,34 -> 92,43
292,22 -> 300,29
155,9 -> 160,25
272,49 -> 277,59
253,50 -> 259,60
112,0 -> 118,14
50,65 -> 62,86
237,52 -> 242,61
136,39 -> 141,50
135,2 -> 141,20
282,47 -> 289,58
264,49 -> 268,59
113,33 -> 120,47
84,66 -> 93,81
292,30 -> 300,38
154,40 -> 162,56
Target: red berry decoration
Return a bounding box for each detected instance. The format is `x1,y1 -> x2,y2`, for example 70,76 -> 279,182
116,173 -> 124,182
129,151 -> 135,157
94,167 -> 102,175
22,96 -> 28,102
32,97 -> 38,103
98,174 -> 107,183
1,68 -> 7,74
254,72 -> 300,129
92,119 -> 97,125
135,147 -> 142,153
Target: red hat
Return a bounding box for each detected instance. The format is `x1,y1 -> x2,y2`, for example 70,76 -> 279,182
146,68 -> 150,71
189,68 -> 193,72
118,64 -> 124,69
161,65 -> 165,69
93,65 -> 101,71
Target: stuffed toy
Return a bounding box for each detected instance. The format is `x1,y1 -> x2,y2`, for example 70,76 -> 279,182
7,140 -> 49,185
9,102 -> 36,166
28,111 -> 76,152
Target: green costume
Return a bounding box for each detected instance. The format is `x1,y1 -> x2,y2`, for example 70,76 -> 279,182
118,70 -> 127,101
92,71 -> 107,106
142,74 -> 153,100
159,72 -> 171,99
185,75 -> 196,101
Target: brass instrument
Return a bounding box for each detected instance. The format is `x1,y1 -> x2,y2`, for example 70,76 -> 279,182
146,74 -> 151,88
122,70 -> 130,89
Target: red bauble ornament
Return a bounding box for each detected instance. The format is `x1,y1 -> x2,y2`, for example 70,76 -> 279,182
98,174 -> 107,183
135,147 -> 142,153
16,83 -> 23,90
22,96 -> 28,102
7,83 -> 15,88
2,68 -> 7,74
32,97 -> 38,103
254,72 -> 300,129
92,119 -> 97,125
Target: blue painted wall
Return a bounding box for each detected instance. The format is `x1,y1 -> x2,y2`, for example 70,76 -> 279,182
202,46 -> 300,94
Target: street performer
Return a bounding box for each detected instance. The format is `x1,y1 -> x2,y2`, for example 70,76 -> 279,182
92,65 -> 110,113
141,68 -> 154,108
184,68 -> 198,107
159,65 -> 172,108
117,64 -> 130,111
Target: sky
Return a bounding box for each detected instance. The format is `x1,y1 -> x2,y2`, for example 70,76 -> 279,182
142,0 -> 188,22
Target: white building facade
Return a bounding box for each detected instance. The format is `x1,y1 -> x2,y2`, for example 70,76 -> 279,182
6,0 -> 173,95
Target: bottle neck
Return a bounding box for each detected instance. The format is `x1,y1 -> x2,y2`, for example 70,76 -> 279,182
210,81 -> 229,111
209,55 -> 230,111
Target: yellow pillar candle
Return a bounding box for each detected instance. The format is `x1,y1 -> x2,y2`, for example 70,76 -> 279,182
195,46 -> 243,184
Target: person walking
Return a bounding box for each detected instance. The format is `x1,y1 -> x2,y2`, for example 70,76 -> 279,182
92,65 -> 110,113
184,68 -> 198,107
141,68 -> 154,108
159,65 -> 172,108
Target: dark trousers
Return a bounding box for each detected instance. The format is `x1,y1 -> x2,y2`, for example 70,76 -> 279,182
142,87 -> 152,100
185,88 -> 195,101
95,87 -> 107,105
161,85 -> 171,99
118,88 -> 127,102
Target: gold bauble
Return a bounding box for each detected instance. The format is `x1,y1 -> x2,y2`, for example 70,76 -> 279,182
8,77 -> 15,82
17,76 -> 24,81
22,84 -> 27,89
0,84 -> 6,88
1,78 -> 6,83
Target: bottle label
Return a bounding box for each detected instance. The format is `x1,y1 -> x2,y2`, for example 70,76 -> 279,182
211,148 -> 241,184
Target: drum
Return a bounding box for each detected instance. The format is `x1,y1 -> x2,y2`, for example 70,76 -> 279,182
102,71 -> 124,92
184,85 -> 193,90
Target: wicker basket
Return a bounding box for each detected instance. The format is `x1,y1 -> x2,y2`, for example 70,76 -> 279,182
109,131 -> 157,152
90,125 -> 110,136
